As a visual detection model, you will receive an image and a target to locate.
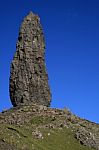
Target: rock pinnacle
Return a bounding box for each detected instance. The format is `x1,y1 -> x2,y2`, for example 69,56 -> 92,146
9,11 -> 51,107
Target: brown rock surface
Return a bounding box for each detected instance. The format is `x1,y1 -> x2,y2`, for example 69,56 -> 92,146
9,12 -> 51,107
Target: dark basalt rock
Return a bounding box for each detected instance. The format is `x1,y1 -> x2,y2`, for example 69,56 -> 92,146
9,12 -> 51,107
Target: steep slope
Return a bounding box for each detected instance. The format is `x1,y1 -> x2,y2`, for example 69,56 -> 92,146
0,104 -> 99,150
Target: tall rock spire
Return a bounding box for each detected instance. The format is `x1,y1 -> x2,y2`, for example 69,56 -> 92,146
9,12 -> 51,107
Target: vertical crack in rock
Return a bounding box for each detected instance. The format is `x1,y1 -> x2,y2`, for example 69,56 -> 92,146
9,11 -> 51,107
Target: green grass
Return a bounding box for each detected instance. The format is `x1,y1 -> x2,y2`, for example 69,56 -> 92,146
34,128 -> 94,150
30,116 -> 54,125
0,122 -> 95,150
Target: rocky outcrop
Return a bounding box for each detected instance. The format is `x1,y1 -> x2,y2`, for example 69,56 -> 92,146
9,12 -> 51,107
75,127 -> 99,150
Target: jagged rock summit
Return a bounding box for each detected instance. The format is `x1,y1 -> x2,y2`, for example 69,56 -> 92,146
10,11 -> 51,107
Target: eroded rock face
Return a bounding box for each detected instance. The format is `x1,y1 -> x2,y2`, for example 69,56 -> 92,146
10,12 -> 51,107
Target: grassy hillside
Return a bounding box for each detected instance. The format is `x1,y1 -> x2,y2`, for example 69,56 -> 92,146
0,123 -> 94,150
0,104 -> 98,150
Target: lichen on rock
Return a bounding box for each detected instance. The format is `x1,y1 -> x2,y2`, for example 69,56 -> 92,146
9,11 -> 51,107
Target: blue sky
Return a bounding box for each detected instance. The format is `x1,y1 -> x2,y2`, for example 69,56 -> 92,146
0,0 -> 99,123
